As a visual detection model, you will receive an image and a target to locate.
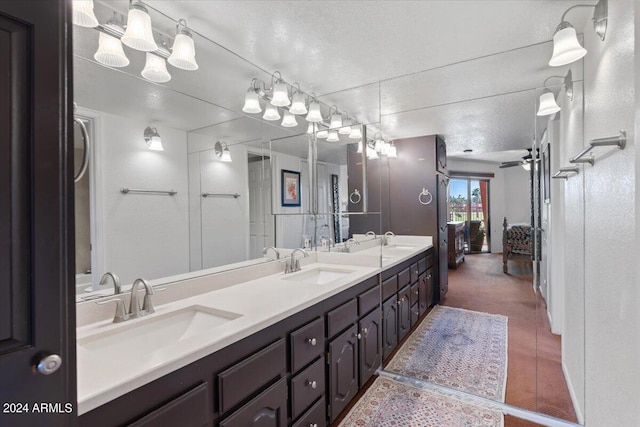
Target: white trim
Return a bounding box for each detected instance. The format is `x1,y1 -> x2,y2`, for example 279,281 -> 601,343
562,361 -> 585,424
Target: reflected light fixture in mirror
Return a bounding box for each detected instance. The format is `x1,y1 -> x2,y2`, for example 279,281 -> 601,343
349,125 -> 362,139
522,162 -> 531,171
263,103 -> 281,121
242,80 -> 262,114
367,144 -> 379,160
281,111 -> 298,128
144,127 -> 163,151
168,19 -> 198,71
121,1 -> 158,52
271,72 -> 291,107
141,53 -> 171,83
306,100 -> 323,122
339,115 -> 351,135
72,0 -> 99,27
215,141 -> 232,162
290,85 -> 308,115
94,25 -> 130,67
316,129 -> 329,139
387,142 -> 398,158
327,130 -> 339,142
356,140 -> 363,154
306,122 -> 316,135
536,90 -> 561,116
329,105 -> 342,129
549,0 -> 608,66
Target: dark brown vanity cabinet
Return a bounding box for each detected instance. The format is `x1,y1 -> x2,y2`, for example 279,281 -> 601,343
328,324 -> 359,422
397,285 -> 412,341
219,379 -> 288,427
358,307 -> 382,387
382,295 -> 399,361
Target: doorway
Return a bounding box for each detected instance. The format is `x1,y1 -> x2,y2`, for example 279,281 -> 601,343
448,178 -> 490,253
248,153 -> 274,259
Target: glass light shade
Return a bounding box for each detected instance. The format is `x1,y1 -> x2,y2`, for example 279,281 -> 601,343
242,89 -> 262,113
141,53 -> 171,83
281,111 -> 298,128
329,113 -> 342,129
94,30 -> 130,68
316,129 -> 329,139
356,140 -> 363,154
271,82 -> 291,106
168,32 -> 198,71
387,144 -> 398,158
73,0 -> 99,27
221,147 -> 232,162
367,146 -> 378,160
549,25 -> 587,67
122,7 -> 158,52
522,162 -> 531,171
339,117 -> 351,135
306,122 -> 316,134
289,92 -> 308,115
537,91 -> 561,116
349,126 -> 362,139
380,141 -> 390,156
147,136 -> 163,151
374,138 -> 384,153
327,130 -> 339,142
305,101 -> 323,122
263,104 -> 281,121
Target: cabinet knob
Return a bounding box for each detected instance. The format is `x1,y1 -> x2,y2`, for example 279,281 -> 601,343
427,274 -> 432,280
36,354 -> 62,375
414,270 -> 419,275
353,332 -> 362,339
310,424 -> 318,427
362,327 -> 368,335
414,311 -> 419,316
307,338 -> 317,346
414,290 -> 419,295
306,380 -> 318,389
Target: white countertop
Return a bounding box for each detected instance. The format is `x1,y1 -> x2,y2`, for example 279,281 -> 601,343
76,236 -> 432,415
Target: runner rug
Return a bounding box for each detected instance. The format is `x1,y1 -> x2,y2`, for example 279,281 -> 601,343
386,305 -> 508,401
337,376 -> 504,427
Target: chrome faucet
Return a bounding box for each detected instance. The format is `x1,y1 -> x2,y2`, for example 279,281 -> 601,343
383,231 -> 395,246
96,298 -> 129,323
99,272 -> 121,295
365,231 -> 376,238
345,238 -> 361,253
129,278 -> 156,318
286,248 -> 309,273
263,246 -> 280,260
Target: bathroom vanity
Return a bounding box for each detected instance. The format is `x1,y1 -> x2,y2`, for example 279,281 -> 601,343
76,238 -> 435,427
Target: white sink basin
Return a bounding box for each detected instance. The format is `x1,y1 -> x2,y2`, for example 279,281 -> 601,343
78,305 -> 241,360
282,267 -> 355,286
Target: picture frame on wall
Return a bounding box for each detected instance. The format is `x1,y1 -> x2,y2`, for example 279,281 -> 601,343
281,169 -> 301,207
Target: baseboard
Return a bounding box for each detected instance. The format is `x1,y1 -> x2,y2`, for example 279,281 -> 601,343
562,361 -> 585,424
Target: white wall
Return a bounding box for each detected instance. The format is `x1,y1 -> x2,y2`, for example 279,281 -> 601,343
447,158 -> 531,253
99,112 -> 190,286
579,2 -> 638,425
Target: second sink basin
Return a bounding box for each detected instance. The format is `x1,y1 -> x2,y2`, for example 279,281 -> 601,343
282,267 -> 355,286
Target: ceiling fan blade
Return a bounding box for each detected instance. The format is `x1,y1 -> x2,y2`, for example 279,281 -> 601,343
499,161 -> 522,169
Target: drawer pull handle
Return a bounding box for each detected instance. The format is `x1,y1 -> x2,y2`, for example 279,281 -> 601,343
414,290 -> 419,295
306,380 -> 318,389
362,327 -> 369,334
353,332 -> 362,339
415,270 -> 419,275
427,274 -> 432,279
414,311 -> 419,316
306,338 -> 317,346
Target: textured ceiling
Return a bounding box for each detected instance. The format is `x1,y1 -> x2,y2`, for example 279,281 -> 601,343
75,1 -> 591,162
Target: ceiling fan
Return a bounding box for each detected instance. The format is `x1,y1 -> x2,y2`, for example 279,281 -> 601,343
499,148 -> 535,169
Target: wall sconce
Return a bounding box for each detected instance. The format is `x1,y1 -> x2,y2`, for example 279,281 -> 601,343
549,0 -> 608,66
72,0 -> 99,28
121,1 -> 158,52
536,72 -> 573,116
144,127 -> 163,151
94,19 -> 130,67
168,19 -> 198,71
215,141 -> 232,162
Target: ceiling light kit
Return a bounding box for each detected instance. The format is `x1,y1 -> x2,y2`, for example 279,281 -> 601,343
72,0 -> 199,83
549,0 -> 608,66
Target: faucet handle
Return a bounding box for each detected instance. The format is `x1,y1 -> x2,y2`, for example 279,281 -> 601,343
96,298 -> 128,323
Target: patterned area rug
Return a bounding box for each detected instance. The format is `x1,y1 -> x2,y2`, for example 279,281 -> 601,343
386,305 -> 508,401
337,376 -> 504,427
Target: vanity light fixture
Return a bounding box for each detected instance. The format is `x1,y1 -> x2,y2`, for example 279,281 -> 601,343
281,110 -> 298,128
94,23 -> 130,67
387,142 -> 398,158
270,72 -> 291,107
327,130 -> 340,142
356,140 -> 363,154
349,125 -> 363,139
242,79 -> 263,114
367,145 -> 379,160
263,103 -> 281,121
168,19 -> 198,71
289,84 -> 308,115
536,73 -> 573,116
306,122 -> 316,135
144,127 -> 163,151
522,162 -> 532,171
316,129 -> 329,139
329,106 -> 342,129
215,141 -> 232,162
549,0 -> 607,67
305,99 -> 324,123
72,0 -> 99,28
373,132 -> 384,153
141,52 -> 171,83
121,1 -> 158,52
339,114 -> 352,135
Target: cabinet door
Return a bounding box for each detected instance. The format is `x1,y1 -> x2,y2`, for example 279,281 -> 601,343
219,379 -> 287,427
328,325 -> 359,422
426,268 -> 435,307
382,296 -> 398,361
358,308 -> 381,387
397,286 -> 412,341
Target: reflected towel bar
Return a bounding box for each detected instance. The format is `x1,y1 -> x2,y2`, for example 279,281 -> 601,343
552,166 -> 580,180
570,130 -> 626,165
201,192 -> 240,198
120,187 -> 177,196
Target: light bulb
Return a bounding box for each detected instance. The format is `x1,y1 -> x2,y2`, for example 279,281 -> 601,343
121,5 -> 158,52
263,104 -> 281,121
242,88 -> 262,114
168,30 -> 198,71
537,91 -> 561,116
271,81 -> 290,107
281,111 -> 298,127
305,101 -> 323,123
94,29 -> 130,67
549,23 -> 587,67
72,0 -> 99,27
349,126 -> 362,139
327,130 -> 339,142
290,92 -> 308,115
141,53 -> 171,83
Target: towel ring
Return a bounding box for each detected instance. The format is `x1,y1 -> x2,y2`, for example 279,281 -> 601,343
418,188 -> 433,205
349,189 -> 361,204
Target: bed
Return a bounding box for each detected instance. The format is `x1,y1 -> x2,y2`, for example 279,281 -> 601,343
503,217 -> 532,273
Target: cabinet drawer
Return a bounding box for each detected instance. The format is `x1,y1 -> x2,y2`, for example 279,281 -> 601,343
410,262 -> 419,284
219,378 -> 287,427
128,383 -> 210,427
358,284 -> 380,316
381,275 -> 398,301
291,356 -> 325,419
292,397 -> 326,427
410,283 -> 419,307
397,267 -> 411,288
418,254 -> 431,273
291,317 -> 325,373
218,339 -> 286,414
327,299 -> 358,339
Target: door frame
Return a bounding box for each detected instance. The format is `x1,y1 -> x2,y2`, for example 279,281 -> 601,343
448,176 -> 492,253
